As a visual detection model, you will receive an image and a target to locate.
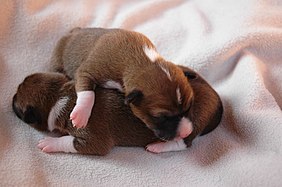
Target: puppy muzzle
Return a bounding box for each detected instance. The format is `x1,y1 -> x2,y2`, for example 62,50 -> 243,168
153,116 -> 193,141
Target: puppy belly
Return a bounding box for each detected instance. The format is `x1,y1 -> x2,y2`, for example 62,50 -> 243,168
146,139 -> 187,154
70,91 -> 95,128
38,136 -> 77,153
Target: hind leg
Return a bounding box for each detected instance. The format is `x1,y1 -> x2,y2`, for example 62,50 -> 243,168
38,135 -> 114,156
38,135 -> 77,153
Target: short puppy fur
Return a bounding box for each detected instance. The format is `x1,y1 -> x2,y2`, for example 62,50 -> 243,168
13,73 -> 158,155
51,27 -> 194,141
12,67 -> 223,154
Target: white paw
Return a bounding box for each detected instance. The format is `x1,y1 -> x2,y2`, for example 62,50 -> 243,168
38,137 -> 62,153
146,139 -> 187,153
37,136 -> 77,153
146,142 -> 166,154
70,105 -> 91,128
70,91 -> 95,128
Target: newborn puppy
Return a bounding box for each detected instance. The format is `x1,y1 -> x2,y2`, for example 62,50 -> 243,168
13,72 -> 158,155
51,27 -> 194,141
12,68 -> 223,154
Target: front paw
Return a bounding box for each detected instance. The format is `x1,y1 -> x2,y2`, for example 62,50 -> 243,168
145,142 -> 165,154
70,105 -> 91,128
70,91 -> 95,128
146,139 -> 187,153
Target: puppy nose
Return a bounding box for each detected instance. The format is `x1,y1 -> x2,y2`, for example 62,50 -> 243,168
154,130 -> 174,141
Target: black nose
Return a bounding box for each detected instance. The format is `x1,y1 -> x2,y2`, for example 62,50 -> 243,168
154,118 -> 180,141
151,113 -> 182,141
153,129 -> 176,141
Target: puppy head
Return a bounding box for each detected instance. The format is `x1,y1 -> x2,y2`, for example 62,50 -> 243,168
12,73 -> 69,131
125,62 -> 197,141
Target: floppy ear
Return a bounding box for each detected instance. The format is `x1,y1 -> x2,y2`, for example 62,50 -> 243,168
125,90 -> 143,106
23,105 -> 42,124
12,94 -> 23,119
184,71 -> 198,80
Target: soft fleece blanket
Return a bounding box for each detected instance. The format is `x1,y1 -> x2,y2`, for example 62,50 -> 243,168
1,0 -> 282,186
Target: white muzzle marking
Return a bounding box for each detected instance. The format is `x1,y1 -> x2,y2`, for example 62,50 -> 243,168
177,117 -> 193,139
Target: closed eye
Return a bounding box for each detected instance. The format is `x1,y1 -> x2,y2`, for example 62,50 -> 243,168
151,113 -> 181,125
151,115 -> 166,124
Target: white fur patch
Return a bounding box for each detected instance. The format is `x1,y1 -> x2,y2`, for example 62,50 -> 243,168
146,139 -> 187,153
103,80 -> 123,92
177,117 -> 193,139
48,97 -> 69,132
143,45 -> 160,62
176,87 -> 182,104
159,64 -> 172,81
38,135 -> 77,153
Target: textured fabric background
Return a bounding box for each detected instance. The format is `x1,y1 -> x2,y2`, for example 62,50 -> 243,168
0,0 -> 282,186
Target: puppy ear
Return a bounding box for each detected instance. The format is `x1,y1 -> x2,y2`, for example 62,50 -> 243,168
184,71 -> 198,80
23,106 -> 42,124
125,90 -> 143,106
12,94 -> 23,119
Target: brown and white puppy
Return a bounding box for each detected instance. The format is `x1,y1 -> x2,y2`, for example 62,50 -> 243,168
51,27 -> 194,141
12,73 -> 158,155
12,68 -> 223,154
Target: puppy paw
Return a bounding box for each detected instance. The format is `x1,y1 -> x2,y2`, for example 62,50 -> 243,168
37,136 -> 77,153
146,139 -> 187,153
70,91 -> 95,128
146,142 -> 165,154
38,137 -> 60,153
70,105 -> 91,128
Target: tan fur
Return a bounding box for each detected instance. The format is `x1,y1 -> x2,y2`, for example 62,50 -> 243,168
50,27 -> 193,133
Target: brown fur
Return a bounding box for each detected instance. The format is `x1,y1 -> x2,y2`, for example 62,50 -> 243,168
50,27 -> 193,136
12,66 -> 223,155
13,73 -> 158,155
12,73 -> 69,131
178,66 -> 223,146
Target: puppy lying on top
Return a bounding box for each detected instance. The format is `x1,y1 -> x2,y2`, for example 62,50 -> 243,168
54,28 -> 194,143
12,66 -> 223,154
